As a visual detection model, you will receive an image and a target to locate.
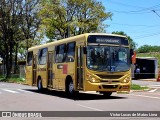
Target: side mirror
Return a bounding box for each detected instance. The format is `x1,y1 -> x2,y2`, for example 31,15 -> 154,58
83,47 -> 87,54
130,49 -> 134,56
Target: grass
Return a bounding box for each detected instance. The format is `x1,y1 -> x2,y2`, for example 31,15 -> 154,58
0,75 -> 5,81
0,75 -> 25,83
7,77 -> 25,83
131,84 -> 149,90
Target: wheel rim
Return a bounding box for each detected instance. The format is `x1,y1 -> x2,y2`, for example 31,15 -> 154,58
69,82 -> 74,93
38,80 -> 41,89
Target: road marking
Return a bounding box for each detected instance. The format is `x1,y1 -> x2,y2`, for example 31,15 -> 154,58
148,89 -> 158,92
130,94 -> 160,99
149,85 -> 160,88
77,104 -> 103,111
2,89 -> 19,93
17,89 -> 33,93
149,85 -> 160,87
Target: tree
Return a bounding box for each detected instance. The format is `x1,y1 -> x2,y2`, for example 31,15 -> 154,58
137,45 -> 160,53
112,31 -> 137,49
0,0 -> 24,78
20,0 -> 41,50
39,0 -> 112,41
0,0 -> 41,78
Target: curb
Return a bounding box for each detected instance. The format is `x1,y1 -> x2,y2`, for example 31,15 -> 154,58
132,79 -> 157,82
131,88 -> 151,92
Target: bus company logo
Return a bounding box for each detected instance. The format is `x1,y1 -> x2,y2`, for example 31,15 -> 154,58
2,112 -> 11,117
108,80 -> 112,84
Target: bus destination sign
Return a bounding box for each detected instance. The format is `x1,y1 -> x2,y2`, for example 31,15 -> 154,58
96,37 -> 120,44
87,35 -> 128,45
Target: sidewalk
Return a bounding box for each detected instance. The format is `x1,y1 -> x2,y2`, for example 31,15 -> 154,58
132,79 -> 160,87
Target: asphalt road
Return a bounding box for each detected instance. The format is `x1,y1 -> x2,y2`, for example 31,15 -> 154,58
0,81 -> 160,120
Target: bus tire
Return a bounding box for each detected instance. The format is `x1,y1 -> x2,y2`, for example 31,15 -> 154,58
68,80 -> 74,95
101,92 -> 112,97
66,79 -> 78,97
37,79 -> 43,92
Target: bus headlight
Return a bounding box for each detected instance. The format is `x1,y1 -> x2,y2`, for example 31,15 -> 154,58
91,77 -> 96,82
122,77 -> 130,83
87,74 -> 99,83
89,76 -> 96,82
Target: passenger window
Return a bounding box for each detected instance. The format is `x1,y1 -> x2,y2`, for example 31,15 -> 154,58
38,48 -> 48,65
66,42 -> 75,62
27,52 -> 33,66
55,44 -> 66,63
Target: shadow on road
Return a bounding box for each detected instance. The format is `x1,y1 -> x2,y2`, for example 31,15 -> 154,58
24,89 -> 127,101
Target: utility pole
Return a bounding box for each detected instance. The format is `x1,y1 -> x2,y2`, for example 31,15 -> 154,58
152,10 -> 160,18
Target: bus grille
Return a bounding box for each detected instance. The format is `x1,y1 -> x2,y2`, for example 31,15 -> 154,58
96,75 -> 123,79
100,80 -> 119,83
102,85 -> 118,89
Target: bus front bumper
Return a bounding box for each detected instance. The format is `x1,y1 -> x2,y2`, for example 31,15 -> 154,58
84,81 -> 131,92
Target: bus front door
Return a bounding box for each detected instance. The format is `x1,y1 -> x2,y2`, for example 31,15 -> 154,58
47,52 -> 53,87
76,46 -> 84,90
32,55 -> 37,85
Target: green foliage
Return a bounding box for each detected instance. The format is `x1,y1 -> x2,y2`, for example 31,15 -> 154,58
0,0 -> 40,78
112,31 -> 137,49
39,0 -> 112,41
0,75 -> 5,81
137,45 -> 160,53
131,84 -> 148,90
0,75 -> 25,83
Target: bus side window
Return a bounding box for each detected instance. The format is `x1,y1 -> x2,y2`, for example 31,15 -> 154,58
66,42 -> 75,62
38,48 -> 48,65
55,44 -> 66,63
27,51 -> 33,66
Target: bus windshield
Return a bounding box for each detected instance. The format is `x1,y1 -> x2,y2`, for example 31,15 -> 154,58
87,46 -> 130,72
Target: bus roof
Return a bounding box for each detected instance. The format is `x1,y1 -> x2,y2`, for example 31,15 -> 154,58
28,33 -> 127,51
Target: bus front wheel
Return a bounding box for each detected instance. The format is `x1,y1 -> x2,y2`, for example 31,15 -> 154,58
100,92 -> 112,97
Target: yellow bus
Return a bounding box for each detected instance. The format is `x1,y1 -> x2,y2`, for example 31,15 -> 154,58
26,33 -> 133,96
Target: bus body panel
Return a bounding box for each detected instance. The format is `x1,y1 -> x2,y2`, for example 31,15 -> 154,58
54,63 -> 66,90
37,64 -> 47,88
26,33 -> 132,95
25,66 -> 33,85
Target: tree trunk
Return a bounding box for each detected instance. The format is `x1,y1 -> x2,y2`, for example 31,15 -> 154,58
14,43 -> 18,74
5,42 -> 11,79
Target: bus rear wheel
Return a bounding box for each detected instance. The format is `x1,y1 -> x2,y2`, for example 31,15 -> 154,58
69,81 -> 74,94
101,92 -> 112,97
37,79 -> 43,92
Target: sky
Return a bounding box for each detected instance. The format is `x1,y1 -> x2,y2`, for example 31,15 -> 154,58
99,0 -> 160,48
